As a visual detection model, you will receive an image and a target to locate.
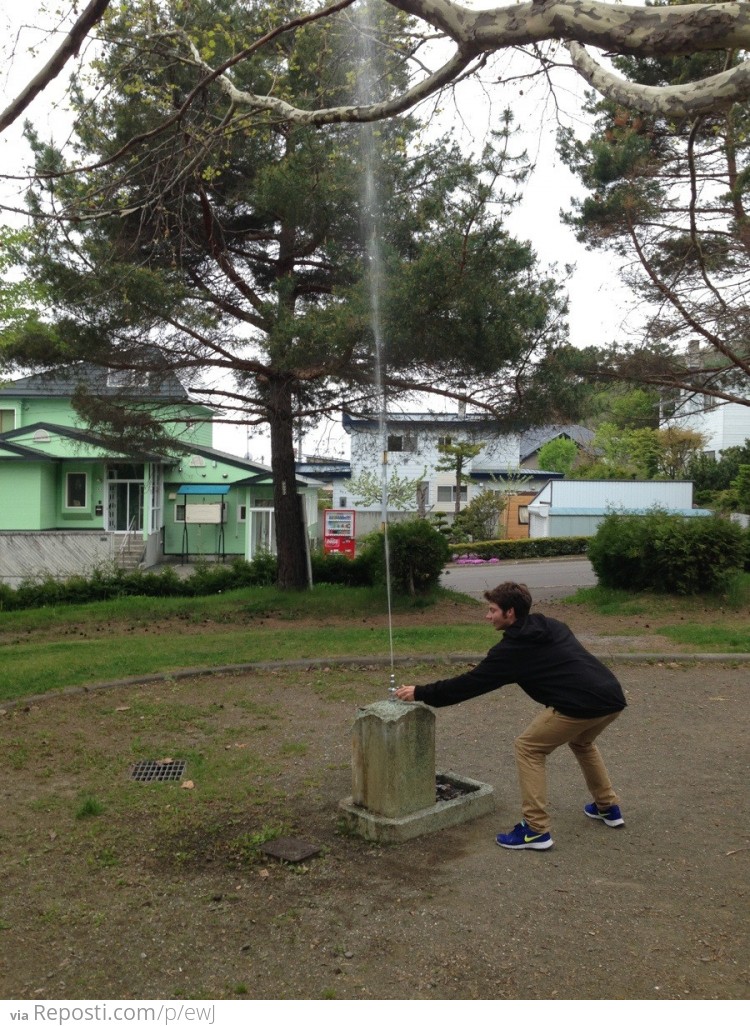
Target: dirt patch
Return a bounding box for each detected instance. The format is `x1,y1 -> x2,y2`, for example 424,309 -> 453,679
1,609 -> 748,1000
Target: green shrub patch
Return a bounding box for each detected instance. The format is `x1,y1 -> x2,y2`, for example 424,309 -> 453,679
588,510 -> 746,595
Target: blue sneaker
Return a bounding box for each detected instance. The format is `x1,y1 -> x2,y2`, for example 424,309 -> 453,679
496,820 -> 553,850
584,802 -> 625,827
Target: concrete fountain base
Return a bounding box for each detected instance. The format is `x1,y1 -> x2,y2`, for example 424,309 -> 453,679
339,699 -> 495,843
339,770 -> 495,843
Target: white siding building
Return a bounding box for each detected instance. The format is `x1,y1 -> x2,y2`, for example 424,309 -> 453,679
662,394 -> 750,456
528,480 -> 709,538
332,413 -> 523,533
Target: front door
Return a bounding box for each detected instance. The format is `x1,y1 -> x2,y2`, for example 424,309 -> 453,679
106,464 -> 145,532
249,508 -> 275,555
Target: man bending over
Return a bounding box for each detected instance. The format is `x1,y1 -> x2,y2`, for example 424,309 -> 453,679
395,581 -> 626,851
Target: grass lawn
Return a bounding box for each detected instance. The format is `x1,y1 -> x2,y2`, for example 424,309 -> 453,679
1,579 -> 748,704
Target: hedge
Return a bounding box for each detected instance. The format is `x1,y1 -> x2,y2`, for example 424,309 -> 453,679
448,537 -> 590,561
0,555 -> 278,612
588,511 -> 746,595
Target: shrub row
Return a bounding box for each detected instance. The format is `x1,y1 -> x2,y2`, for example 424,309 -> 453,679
7,515 -> 740,610
0,522 -> 452,611
588,510 -> 746,595
0,553 -> 278,612
448,537 -> 590,560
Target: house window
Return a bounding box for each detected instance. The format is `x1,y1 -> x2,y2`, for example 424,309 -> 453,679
175,504 -> 186,522
339,495 -> 348,508
66,472 -> 88,508
437,485 -> 467,503
0,409 -> 15,433
437,435 -> 452,448
238,505 -> 247,523
518,505 -> 530,525
387,433 -> 417,453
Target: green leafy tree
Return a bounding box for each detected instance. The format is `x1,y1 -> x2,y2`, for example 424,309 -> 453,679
0,228 -> 45,334
734,465 -> 750,514
688,441 -> 750,505
349,468 -> 426,512
436,440 -> 483,515
608,388 -> 661,430
578,422 -> 704,479
656,426 -> 706,480
537,437 -> 578,476
627,427 -> 661,479
451,489 -> 506,542
6,0 -> 572,589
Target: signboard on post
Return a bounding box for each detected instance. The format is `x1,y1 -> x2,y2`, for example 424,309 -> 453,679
323,509 -> 356,559
184,502 -> 226,524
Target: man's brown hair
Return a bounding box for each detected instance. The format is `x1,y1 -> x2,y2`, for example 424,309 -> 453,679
483,582 -> 532,619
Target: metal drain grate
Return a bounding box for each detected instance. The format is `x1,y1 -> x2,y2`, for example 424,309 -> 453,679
130,759 -> 187,782
259,837 -> 321,863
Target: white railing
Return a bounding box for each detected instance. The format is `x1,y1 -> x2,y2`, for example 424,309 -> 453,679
118,516 -> 143,563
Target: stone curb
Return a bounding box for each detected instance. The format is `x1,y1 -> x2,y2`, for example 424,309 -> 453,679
1,650 -> 748,714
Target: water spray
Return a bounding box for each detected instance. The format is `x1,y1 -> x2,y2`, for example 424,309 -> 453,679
356,2 -> 397,699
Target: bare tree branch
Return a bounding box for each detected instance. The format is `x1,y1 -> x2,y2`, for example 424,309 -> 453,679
0,0 -> 111,134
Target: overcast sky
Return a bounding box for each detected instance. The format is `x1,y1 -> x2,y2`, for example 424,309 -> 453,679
0,3 -> 638,461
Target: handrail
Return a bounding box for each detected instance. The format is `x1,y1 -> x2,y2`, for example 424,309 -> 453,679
118,515 -> 140,556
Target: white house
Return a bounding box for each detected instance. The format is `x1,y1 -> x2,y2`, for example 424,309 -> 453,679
294,412 -> 565,538
528,480 -> 710,538
662,392 -> 750,457
334,412 -> 517,512
660,341 -> 750,456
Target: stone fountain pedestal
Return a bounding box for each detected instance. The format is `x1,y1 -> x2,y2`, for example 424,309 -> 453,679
339,699 -> 495,843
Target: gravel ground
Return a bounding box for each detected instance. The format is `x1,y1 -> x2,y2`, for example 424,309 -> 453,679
1,601 -> 748,1001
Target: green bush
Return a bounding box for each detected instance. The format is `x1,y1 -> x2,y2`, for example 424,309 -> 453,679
741,526 -> 750,572
588,510 -> 745,595
363,520 -> 450,595
310,552 -> 374,587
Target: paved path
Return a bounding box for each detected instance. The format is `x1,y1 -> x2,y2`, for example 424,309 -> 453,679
441,555 -> 598,601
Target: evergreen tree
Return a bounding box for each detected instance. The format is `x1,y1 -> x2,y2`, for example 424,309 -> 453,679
559,5 -> 750,408
5,0 -> 571,587
436,440 -> 482,515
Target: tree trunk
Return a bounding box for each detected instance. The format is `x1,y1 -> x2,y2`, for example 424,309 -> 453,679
267,378 -> 309,590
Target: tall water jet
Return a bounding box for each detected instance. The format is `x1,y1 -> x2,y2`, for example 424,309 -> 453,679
338,4 -> 495,842
355,4 -> 397,694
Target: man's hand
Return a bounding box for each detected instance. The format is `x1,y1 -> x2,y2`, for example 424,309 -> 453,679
394,685 -> 416,702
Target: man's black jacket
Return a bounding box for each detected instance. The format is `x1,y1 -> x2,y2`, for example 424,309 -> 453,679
414,614 -> 627,718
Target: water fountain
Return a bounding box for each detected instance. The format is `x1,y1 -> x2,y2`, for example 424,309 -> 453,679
338,4 -> 494,842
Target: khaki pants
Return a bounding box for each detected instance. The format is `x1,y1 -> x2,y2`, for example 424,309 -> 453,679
514,707 -> 622,833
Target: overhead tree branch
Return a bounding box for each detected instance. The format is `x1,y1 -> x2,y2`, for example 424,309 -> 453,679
0,0 -> 111,134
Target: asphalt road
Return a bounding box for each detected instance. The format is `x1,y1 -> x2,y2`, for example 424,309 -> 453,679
440,556 -> 598,602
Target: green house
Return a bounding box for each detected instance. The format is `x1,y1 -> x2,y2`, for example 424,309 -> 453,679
0,366 -> 318,586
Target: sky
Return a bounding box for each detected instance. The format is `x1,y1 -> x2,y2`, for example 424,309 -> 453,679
0,2 -> 637,463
